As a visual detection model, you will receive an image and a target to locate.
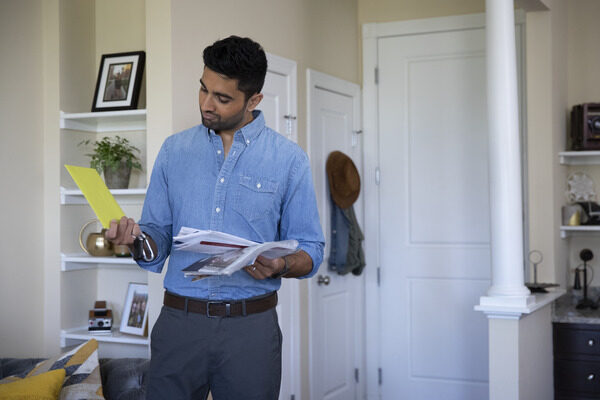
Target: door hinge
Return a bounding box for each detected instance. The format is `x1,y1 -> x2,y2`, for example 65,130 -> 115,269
375,167 -> 380,185
377,267 -> 381,286
375,67 -> 379,85
378,368 -> 382,385
355,368 -> 359,383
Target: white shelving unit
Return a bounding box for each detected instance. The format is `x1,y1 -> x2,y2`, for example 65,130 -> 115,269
560,225 -> 600,239
60,109 -> 147,133
60,186 -> 146,205
60,327 -> 149,348
559,151 -> 600,165
61,109 -> 148,352
61,253 -> 139,271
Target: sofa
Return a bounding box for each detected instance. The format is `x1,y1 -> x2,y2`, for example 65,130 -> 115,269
0,357 -> 149,400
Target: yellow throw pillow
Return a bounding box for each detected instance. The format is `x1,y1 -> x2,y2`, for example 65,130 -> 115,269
0,368 -> 66,400
0,339 -> 104,400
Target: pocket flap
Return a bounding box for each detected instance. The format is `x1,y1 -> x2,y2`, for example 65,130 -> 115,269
238,175 -> 278,193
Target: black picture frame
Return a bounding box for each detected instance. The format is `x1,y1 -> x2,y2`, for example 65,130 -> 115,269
92,51 -> 145,112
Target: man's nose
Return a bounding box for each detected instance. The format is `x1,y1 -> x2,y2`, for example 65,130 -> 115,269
200,94 -> 215,111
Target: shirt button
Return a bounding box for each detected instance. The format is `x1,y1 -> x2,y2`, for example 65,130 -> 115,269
256,183 -> 261,189
217,150 -> 222,154
246,139 -> 250,144
220,177 -> 225,183
215,207 -> 221,213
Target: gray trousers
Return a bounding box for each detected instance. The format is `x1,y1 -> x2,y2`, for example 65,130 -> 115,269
146,304 -> 282,400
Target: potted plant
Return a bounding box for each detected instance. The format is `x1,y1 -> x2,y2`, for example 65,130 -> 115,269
80,136 -> 142,189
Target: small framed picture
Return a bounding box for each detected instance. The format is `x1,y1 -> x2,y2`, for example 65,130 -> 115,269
92,51 -> 145,112
120,282 -> 149,336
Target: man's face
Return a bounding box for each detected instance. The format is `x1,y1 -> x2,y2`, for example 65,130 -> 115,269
199,67 -> 257,133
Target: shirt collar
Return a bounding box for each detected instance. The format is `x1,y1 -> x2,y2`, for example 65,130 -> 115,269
206,110 -> 265,145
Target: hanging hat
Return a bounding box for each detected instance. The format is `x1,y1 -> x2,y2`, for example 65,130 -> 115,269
326,151 -> 360,209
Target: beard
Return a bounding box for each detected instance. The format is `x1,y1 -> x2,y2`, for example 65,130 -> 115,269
201,105 -> 247,133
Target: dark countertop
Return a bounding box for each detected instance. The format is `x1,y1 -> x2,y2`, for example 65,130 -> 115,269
552,287 -> 600,324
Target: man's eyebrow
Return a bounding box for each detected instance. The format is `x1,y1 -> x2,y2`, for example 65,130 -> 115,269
199,79 -> 234,100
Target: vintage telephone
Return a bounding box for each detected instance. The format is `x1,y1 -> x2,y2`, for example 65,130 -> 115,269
577,201 -> 600,225
575,249 -> 597,310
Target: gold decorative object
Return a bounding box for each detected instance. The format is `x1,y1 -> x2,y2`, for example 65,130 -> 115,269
79,219 -> 113,257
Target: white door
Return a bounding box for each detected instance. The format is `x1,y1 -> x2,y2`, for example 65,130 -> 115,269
378,29 -> 490,399
363,15 -> 524,399
259,53 -> 300,400
307,69 -> 364,400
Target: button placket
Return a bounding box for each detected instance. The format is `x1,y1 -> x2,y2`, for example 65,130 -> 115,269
210,141 -> 245,230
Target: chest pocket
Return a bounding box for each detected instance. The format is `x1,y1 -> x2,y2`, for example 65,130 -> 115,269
232,175 -> 279,222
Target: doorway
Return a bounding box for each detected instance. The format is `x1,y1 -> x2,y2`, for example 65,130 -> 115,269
362,14 -> 525,399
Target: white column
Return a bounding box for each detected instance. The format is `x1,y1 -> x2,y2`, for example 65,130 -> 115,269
484,0 -> 531,300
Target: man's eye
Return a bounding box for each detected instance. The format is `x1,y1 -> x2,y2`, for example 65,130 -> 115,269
200,87 -> 208,93
218,97 -> 230,104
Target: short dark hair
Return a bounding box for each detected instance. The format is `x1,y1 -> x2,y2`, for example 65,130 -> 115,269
203,36 -> 268,100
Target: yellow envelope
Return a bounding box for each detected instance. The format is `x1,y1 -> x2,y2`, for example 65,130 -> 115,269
65,165 -> 125,228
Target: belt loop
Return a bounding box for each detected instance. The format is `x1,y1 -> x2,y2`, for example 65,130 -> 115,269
242,299 -> 247,316
184,297 -> 189,313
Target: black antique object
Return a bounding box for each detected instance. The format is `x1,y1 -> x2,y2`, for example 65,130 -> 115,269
570,103 -> 600,150
576,249 -> 597,310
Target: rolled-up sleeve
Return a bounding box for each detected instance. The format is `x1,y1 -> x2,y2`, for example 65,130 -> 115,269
137,138 -> 173,273
279,152 -> 325,278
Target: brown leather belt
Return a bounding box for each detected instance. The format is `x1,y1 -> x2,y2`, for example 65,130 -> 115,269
163,291 -> 277,318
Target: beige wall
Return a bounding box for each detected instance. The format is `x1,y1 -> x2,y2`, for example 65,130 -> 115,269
0,0 -> 46,357
95,0 -> 147,109
170,0 -> 359,150
565,0 -> 600,287
525,0 -> 568,287
358,0 -> 483,24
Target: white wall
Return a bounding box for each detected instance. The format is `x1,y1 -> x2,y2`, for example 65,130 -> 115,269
565,0 -> 600,287
0,0 -> 46,357
170,0 -> 359,150
525,0 -> 568,288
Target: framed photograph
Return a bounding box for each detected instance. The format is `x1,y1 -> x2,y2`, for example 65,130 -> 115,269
92,51 -> 145,112
120,282 -> 149,336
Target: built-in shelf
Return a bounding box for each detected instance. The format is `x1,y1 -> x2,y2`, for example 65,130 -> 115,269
60,186 -> 146,205
61,253 -> 139,271
60,326 -> 149,347
60,109 -> 147,133
560,225 -> 600,238
559,151 -> 600,165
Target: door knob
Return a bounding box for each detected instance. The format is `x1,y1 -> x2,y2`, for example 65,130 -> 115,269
317,275 -> 331,286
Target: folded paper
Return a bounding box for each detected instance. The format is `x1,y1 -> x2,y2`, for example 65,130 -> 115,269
65,165 -> 125,228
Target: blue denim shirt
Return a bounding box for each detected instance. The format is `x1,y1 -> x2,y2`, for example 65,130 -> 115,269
136,111 -> 324,300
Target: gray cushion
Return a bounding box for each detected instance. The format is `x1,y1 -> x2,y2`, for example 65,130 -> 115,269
0,357 -> 148,400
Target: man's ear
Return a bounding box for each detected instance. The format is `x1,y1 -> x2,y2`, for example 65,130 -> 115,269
246,93 -> 263,112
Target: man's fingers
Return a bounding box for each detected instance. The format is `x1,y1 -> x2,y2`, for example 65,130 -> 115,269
105,217 -> 139,245
132,223 -> 142,237
245,264 -> 268,280
105,219 -> 118,240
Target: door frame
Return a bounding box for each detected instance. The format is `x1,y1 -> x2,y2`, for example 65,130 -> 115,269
362,12 -> 526,398
265,52 -> 300,400
306,69 -> 364,399
266,52 -> 298,143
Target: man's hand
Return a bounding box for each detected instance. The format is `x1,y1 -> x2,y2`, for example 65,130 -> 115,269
244,256 -> 285,280
104,216 -> 142,247
244,250 -> 313,280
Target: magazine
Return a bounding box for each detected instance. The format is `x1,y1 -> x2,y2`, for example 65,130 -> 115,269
175,227 -> 299,277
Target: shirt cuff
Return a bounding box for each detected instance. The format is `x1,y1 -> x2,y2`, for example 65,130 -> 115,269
297,241 -> 324,279
136,224 -> 170,273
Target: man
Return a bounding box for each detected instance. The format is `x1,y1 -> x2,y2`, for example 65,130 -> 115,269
105,36 -> 324,400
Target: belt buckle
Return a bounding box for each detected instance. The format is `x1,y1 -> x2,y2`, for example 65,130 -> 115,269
206,301 -> 231,318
